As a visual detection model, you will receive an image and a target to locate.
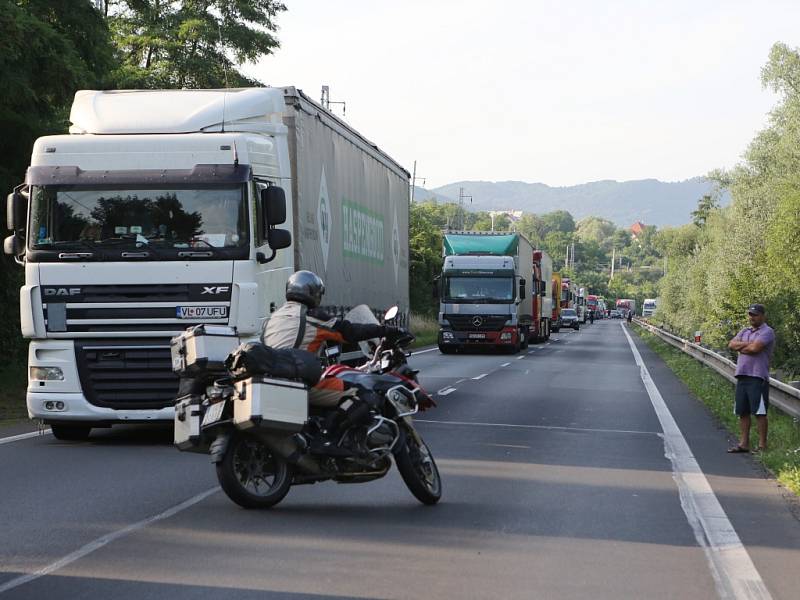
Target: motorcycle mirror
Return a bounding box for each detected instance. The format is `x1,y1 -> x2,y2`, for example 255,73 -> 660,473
384,306 -> 399,321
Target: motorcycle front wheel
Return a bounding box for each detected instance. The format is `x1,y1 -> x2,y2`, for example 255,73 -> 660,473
216,432 -> 293,509
395,426 -> 442,505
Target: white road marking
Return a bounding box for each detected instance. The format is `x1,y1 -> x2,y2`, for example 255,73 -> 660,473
455,378 -> 467,384
524,369 -> 530,375
0,429 -> 52,446
437,387 -> 457,396
416,419 -> 659,436
412,347 -> 439,354
484,443 -> 531,450
516,355 -> 525,360
501,362 -> 511,367
472,374 -> 488,380
0,487 -> 220,595
620,323 -> 771,600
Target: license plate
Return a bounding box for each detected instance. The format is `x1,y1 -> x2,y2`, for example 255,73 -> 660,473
202,401 -> 225,426
468,333 -> 486,339
176,306 -> 228,319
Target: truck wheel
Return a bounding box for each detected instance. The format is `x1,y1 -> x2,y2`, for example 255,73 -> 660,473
50,424 -> 92,441
438,344 -> 455,354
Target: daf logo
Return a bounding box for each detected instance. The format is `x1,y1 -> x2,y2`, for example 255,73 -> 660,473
44,287 -> 81,297
471,316 -> 484,327
201,286 -> 230,295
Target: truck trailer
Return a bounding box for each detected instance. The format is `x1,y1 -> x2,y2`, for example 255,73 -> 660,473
551,272 -> 562,332
4,87 -> 410,440
437,232 -> 533,353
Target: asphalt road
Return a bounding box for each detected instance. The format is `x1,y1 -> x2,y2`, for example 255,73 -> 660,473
1,320 -> 799,599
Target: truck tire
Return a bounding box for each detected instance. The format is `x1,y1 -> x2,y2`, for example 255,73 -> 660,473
50,424 -> 92,441
438,344 -> 455,354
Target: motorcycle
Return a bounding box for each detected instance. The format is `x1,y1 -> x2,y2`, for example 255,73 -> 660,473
172,306 -> 442,509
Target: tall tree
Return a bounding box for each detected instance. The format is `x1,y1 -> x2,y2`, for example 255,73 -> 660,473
106,0 -> 286,88
690,194 -> 719,227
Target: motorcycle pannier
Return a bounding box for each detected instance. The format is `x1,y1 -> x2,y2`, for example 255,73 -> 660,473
171,325 -> 239,375
233,377 -> 308,432
174,394 -> 207,452
226,343 -> 322,386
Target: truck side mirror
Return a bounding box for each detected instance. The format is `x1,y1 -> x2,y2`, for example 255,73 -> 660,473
4,234 -> 19,256
262,186 -> 287,225
7,189 -> 26,232
267,228 -> 291,250
540,281 -> 546,297
519,278 -> 526,300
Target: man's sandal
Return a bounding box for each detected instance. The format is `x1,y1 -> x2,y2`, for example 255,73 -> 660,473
727,445 -> 750,453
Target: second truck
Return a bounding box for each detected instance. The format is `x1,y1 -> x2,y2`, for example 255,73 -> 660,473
437,232 -> 551,353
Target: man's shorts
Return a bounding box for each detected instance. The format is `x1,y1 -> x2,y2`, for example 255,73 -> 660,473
735,376 -> 769,416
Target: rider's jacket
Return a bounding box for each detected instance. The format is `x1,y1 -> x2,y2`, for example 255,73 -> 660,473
262,300 -> 386,355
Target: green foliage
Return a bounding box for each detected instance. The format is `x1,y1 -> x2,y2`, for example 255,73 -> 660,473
655,42 -> 800,376
107,0 -> 286,89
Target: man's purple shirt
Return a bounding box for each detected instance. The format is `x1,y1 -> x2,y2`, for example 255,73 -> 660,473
733,323 -> 775,380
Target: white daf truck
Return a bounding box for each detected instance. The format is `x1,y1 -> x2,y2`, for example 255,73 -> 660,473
4,87 -> 410,440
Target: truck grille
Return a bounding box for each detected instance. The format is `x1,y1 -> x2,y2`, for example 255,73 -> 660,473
445,314 -> 508,331
74,339 -> 179,409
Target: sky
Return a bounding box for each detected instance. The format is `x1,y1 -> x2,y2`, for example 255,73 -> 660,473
242,0 -> 800,188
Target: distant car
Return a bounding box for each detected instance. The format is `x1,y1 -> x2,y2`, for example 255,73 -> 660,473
610,310 -> 622,319
560,308 -> 580,330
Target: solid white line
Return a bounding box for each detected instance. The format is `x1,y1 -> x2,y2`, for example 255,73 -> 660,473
472,374 -> 488,380
501,362 -> 511,367
0,486 -> 220,595
437,387 -> 457,396
416,419 -> 659,436
621,323 -> 771,600
0,429 -> 52,446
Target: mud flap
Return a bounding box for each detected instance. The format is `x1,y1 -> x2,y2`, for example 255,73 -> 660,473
209,432 -> 230,464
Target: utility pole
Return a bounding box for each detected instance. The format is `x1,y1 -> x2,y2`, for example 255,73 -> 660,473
610,247 -> 616,279
410,161 -> 425,203
457,187 -> 472,230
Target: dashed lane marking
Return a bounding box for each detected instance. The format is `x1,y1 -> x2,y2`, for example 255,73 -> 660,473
501,362 -> 511,367
472,374 -> 488,380
621,323 -> 771,600
437,387 -> 457,396
0,487 -> 220,595
416,419 -> 660,436
0,430 -> 52,446
516,355 -> 525,360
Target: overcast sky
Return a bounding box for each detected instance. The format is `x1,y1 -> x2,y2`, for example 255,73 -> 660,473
242,0 -> 800,188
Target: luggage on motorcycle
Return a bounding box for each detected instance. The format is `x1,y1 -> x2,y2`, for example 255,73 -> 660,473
233,377 -> 309,432
171,325 -> 239,375
174,394 -> 210,453
226,342 -> 322,386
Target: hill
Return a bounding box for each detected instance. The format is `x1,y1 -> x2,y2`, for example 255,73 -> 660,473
414,178 -> 725,227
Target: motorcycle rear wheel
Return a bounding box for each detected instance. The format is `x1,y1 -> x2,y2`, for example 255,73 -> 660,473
395,427 -> 442,505
216,432 -> 292,509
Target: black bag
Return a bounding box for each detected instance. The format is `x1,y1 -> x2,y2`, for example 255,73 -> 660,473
225,342 -> 322,387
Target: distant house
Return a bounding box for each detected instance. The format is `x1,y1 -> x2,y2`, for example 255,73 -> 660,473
630,221 -> 646,239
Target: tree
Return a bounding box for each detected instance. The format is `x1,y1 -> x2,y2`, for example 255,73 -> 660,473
106,0 -> 286,88
690,194 -> 719,227
539,210 -> 575,235
576,216 -> 616,246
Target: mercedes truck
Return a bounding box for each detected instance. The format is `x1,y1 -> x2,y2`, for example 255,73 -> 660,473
4,87 -> 410,440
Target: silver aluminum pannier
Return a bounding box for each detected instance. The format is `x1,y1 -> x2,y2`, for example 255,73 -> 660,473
171,324 -> 239,375
233,377 -> 308,432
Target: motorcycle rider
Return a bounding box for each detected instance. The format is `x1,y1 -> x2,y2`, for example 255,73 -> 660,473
262,270 -> 402,408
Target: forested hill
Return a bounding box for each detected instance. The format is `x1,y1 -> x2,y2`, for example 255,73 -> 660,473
415,177 -> 725,227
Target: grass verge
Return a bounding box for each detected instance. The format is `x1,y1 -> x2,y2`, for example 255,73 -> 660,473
0,363 -> 28,428
634,325 -> 800,496
409,313 -> 438,349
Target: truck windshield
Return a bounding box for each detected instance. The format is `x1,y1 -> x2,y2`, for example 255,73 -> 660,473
444,277 -> 514,303
28,184 -> 248,251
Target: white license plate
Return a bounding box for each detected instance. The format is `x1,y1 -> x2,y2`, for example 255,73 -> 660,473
468,333 -> 486,339
176,306 -> 228,319
202,401 -> 225,426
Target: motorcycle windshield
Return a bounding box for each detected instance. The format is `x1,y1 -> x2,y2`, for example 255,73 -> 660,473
344,304 -> 380,357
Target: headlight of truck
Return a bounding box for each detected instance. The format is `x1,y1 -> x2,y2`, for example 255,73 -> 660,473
442,331 -> 454,340
500,332 -> 513,341
30,366 -> 64,381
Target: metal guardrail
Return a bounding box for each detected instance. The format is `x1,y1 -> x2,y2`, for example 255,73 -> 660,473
633,318 -> 800,420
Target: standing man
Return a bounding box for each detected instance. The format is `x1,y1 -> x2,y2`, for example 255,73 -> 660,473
727,304 -> 775,453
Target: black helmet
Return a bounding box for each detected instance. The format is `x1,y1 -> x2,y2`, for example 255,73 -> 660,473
286,270 -> 325,308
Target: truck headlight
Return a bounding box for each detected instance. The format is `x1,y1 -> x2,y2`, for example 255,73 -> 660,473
500,332 -> 513,341
442,331 -> 454,340
30,366 -> 64,381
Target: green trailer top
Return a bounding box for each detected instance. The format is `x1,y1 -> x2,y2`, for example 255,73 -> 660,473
443,233 -> 519,256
